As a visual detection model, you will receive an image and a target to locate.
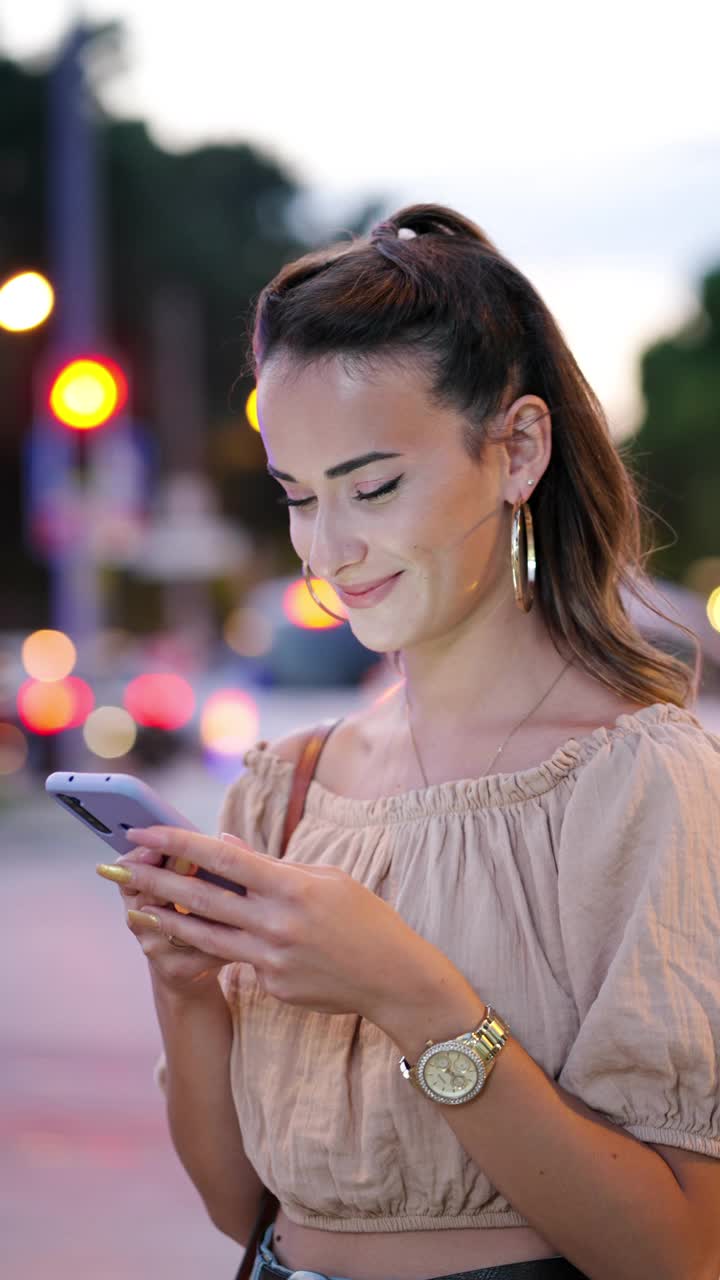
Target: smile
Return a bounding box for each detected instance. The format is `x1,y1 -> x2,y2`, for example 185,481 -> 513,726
334,572 -> 403,609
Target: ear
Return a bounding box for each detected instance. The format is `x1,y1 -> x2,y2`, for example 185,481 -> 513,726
499,395 -> 552,506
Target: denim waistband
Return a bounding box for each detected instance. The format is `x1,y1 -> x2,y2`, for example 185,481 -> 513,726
248,1224 -> 587,1280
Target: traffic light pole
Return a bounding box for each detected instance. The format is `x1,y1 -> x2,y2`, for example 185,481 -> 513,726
44,24 -> 109,665
35,25 -> 111,765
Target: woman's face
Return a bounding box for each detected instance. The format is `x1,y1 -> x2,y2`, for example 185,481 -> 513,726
257,354 -> 514,654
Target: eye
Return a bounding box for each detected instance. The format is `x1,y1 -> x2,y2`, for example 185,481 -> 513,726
276,475 -> 403,509
355,475 -> 403,503
276,493 -> 315,509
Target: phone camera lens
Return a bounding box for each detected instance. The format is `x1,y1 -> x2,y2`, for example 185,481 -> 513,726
57,792 -> 112,834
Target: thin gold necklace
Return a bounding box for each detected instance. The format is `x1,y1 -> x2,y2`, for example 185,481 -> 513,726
404,659 -> 572,787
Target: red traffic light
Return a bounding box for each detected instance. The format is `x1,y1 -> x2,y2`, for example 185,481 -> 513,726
48,355 -> 128,430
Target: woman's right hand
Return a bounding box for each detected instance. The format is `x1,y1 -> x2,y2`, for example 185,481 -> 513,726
116,846 -> 226,996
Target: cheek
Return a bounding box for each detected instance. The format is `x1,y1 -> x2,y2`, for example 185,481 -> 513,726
402,495 -> 504,600
394,497 -> 466,561
287,513 -> 311,560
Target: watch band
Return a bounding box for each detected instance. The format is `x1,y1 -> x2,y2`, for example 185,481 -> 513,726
469,1006 -> 509,1067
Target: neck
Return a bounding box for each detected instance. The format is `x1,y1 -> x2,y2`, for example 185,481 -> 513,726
398,579 -> 566,732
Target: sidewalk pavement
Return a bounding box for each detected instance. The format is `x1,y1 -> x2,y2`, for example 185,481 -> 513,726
1,687 -> 362,1280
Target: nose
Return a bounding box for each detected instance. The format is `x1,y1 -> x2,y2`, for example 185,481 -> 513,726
305,503 -> 365,581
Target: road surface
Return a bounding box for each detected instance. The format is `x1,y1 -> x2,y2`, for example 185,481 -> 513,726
1,689 -> 361,1280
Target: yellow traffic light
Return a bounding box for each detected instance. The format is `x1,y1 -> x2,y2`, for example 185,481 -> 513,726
48,355 -> 128,430
0,271 -> 55,332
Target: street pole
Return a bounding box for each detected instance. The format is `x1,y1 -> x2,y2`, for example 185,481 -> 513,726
25,23 -> 121,768
46,23 -> 104,649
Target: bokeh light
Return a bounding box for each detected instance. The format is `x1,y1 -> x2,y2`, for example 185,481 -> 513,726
17,679 -> 73,734
83,706 -> 137,758
223,606 -> 274,658
246,387 -> 260,432
283,576 -> 346,630
63,677 -> 96,729
22,629 -> 77,681
200,689 -> 259,756
123,673 -> 195,731
0,271 -> 54,331
0,723 -> 29,774
707,587 -> 720,633
16,676 -> 94,735
49,356 -> 128,430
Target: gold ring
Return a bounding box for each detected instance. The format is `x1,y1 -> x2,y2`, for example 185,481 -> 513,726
167,934 -> 191,949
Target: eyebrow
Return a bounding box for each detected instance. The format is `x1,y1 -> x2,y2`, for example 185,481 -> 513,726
266,451 -> 403,483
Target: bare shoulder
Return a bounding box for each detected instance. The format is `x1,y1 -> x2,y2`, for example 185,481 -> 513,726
266,673 -> 404,770
264,710 -> 371,769
554,665 -> 648,734
265,726 -> 327,767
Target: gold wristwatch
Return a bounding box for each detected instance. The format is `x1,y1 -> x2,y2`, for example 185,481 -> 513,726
399,1006 -> 510,1105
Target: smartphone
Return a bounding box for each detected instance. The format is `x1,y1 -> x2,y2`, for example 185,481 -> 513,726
45,771 -> 246,897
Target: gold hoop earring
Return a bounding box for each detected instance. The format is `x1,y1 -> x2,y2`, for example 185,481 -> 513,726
510,501 -> 536,613
302,562 -> 347,623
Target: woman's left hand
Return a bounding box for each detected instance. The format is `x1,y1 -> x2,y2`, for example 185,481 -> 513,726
98,826 -> 456,1029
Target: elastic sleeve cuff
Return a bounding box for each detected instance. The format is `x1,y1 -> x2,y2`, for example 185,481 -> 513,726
624,1122 -> 720,1158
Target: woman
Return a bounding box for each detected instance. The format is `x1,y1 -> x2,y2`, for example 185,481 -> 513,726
98,205 -> 720,1280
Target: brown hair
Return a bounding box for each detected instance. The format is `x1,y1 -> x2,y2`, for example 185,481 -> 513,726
252,203 -> 697,708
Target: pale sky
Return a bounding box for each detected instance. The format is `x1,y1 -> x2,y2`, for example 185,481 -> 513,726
3,0 -> 719,431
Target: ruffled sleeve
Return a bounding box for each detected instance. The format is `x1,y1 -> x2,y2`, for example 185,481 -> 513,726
556,710 -> 720,1156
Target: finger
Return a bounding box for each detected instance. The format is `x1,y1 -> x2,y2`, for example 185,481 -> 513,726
120,887 -> 169,908
96,858 -> 264,928
126,907 -> 163,935
124,826 -> 279,896
135,904 -> 267,965
116,846 -> 166,867
125,909 -> 202,961
115,848 -> 166,900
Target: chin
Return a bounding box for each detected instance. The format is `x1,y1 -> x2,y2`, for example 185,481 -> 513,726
346,616 -> 421,655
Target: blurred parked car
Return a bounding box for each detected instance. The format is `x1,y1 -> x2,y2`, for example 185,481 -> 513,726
3,575 -> 720,778
232,574 -> 382,688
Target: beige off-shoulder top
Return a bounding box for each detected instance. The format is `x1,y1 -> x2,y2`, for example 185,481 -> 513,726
159,703 -> 720,1233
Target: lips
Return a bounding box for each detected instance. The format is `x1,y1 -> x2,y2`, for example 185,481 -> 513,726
333,571 -> 403,609
337,573 -> 400,597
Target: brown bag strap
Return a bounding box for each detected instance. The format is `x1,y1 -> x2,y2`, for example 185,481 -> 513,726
234,719 -> 340,1280
278,719 -> 339,858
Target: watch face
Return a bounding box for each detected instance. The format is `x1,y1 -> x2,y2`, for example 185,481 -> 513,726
417,1042 -> 486,1104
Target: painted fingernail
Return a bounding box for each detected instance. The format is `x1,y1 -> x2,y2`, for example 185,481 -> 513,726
127,909 -> 162,931
96,863 -> 133,884
126,828 -> 167,848
220,832 -> 245,845
170,857 -> 195,875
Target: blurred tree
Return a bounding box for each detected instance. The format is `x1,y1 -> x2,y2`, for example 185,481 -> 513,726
630,265 -> 720,584
0,56 -> 49,624
104,122 -> 303,425
0,58 -> 47,273
0,38 -> 384,625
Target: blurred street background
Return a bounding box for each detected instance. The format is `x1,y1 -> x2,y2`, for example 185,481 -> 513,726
1,2 -> 719,1277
